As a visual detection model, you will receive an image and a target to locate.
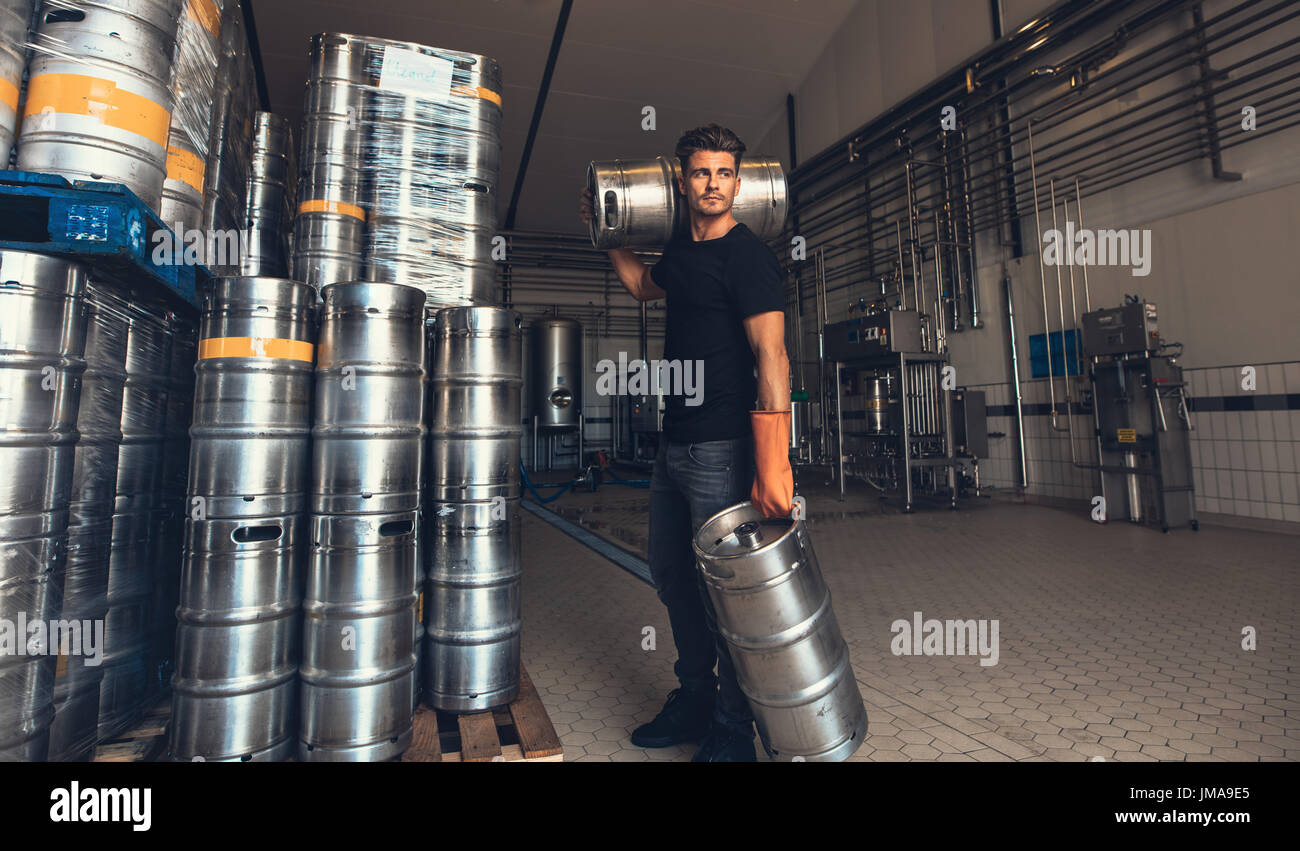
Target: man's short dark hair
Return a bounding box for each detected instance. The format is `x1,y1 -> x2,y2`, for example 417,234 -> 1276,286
675,124 -> 746,174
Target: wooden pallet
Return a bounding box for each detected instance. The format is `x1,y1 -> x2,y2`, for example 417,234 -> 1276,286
403,667 -> 564,762
92,700 -> 170,762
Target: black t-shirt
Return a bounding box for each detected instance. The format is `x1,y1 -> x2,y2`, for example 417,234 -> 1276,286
650,222 -> 785,443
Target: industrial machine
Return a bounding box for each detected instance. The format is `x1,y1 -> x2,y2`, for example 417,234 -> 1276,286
529,316 -> 585,472
1082,299 -> 1196,532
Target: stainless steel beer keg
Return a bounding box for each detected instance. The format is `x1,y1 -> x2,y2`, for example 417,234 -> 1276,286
0,0 -> 30,165
424,498 -> 521,712
169,275 -> 315,762
0,250 -> 88,762
427,306 -> 522,503
48,284 -> 129,761
19,0 -> 184,209
694,502 -> 868,762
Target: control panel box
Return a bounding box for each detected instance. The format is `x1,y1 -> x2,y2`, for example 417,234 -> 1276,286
824,310 -> 925,360
1081,302 -> 1159,357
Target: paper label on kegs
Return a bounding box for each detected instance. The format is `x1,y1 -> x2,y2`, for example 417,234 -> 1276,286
378,46 -> 454,102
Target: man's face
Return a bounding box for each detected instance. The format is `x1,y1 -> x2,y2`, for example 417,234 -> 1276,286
679,150 -> 741,219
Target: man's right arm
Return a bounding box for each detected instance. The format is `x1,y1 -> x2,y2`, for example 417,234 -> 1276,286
607,249 -> 666,303
581,187 -> 666,302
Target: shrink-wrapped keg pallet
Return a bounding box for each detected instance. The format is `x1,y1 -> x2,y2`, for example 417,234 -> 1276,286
402,667 -> 563,763
0,169 -> 206,307
90,697 -> 169,762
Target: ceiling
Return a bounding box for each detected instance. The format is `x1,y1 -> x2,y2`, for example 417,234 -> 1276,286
249,0 -> 859,234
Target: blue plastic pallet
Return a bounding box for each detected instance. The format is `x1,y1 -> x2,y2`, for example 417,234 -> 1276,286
0,169 -> 206,310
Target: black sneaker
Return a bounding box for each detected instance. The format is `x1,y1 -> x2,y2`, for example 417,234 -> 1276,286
691,723 -> 757,762
629,687 -> 715,748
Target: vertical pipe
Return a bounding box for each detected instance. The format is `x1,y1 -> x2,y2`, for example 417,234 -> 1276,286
835,362 -> 845,502
1005,275 -> 1029,488
899,355 -> 913,511
1074,178 -> 1092,313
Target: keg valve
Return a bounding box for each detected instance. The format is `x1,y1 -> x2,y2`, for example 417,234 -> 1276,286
734,521 -> 763,548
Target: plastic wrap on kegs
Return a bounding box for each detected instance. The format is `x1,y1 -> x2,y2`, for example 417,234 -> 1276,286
169,276 -> 315,762
47,284 -> 129,762
96,300 -> 172,741
19,0 -> 184,210
241,111 -> 294,277
427,306 -> 522,503
159,0 -> 223,235
0,0 -> 31,165
587,154 -> 788,249
300,281 -> 424,761
694,502 -> 868,762
201,0 -> 256,259
0,250 -> 88,762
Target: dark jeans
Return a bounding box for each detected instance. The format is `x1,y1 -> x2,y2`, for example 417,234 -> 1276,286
648,436 -> 754,733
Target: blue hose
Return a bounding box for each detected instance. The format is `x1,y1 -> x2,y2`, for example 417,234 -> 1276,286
519,462 -> 573,503
604,467 -> 650,488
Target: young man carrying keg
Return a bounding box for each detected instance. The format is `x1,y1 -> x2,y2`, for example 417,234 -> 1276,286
579,124 -> 793,762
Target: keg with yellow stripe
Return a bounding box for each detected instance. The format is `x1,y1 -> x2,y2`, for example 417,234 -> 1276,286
0,0 -> 30,166
18,1 -> 183,211
169,276 -> 315,762
159,0 -> 224,235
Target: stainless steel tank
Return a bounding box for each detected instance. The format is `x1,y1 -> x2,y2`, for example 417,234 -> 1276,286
864,375 -> 892,435
299,281 -> 424,761
428,306 -> 522,503
587,154 -> 788,249
694,502 -> 868,762
530,317 -> 581,431
0,0 -> 30,165
169,275 -> 315,762
242,111 -> 294,276
0,250 -> 88,762
48,284 -> 129,762
292,33 -> 367,288
424,497 -> 521,711
96,301 -> 172,741
19,0 -> 184,210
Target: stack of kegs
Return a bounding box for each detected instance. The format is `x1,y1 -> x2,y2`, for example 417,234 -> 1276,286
241,111 -> 295,277
170,277 -> 315,761
201,0 -> 256,270
360,36 -> 502,307
290,32 -> 503,306
19,0 -> 184,211
159,0 -> 224,236
0,0 -> 30,166
47,283 -> 129,762
96,299 -> 172,741
291,33 -> 366,289
425,307 -> 522,711
0,250 -> 88,762
300,281 -> 424,761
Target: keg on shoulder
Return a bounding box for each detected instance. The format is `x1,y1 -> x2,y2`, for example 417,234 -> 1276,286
694,502 -> 867,762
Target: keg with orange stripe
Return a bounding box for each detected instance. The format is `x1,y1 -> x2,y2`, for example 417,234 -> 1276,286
159,0 -> 224,235
291,33 -> 368,289
18,1 -> 183,211
0,0 -> 29,166
169,276 -> 316,762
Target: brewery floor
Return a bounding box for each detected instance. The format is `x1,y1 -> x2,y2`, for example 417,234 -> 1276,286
519,468 -> 1300,762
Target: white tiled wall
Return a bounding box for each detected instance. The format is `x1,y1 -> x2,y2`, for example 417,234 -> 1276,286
964,360 -> 1300,526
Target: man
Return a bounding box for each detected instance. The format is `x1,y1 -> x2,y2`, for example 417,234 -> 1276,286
579,124 -> 793,762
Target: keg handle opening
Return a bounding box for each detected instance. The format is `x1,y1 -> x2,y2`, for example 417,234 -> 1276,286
378,519 -> 414,537
232,524 -> 283,544
603,190 -> 620,230
699,560 -> 735,581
